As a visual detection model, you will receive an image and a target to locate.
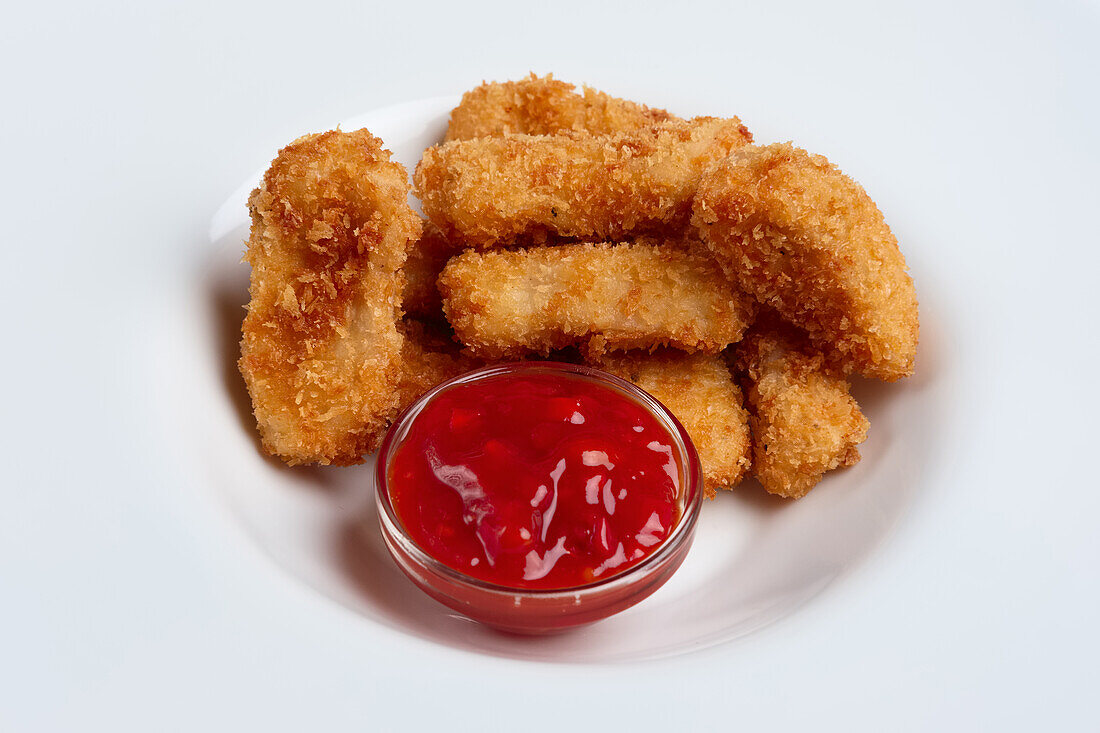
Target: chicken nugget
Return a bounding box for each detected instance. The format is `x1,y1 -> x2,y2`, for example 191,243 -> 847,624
239,129 -> 420,465
439,241 -> 755,360
733,320 -> 869,499
693,143 -> 918,381
593,351 -> 752,497
395,319 -> 480,411
445,73 -> 675,140
416,117 -> 752,247
403,221 -> 463,320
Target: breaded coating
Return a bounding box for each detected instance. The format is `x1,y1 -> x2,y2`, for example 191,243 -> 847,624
239,129 -> 420,465
439,241 -> 755,360
734,321 -> 869,499
416,117 -> 752,247
395,319 -> 479,411
403,221 -> 463,320
445,73 -> 675,141
693,143 -> 918,381
594,351 -> 752,498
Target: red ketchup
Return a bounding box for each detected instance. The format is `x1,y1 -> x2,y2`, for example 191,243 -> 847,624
387,371 -> 684,590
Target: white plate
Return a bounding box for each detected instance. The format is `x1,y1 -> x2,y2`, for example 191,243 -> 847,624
191,97 -> 948,662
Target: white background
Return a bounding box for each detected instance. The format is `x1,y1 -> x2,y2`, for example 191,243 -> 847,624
2,0 -> 1098,730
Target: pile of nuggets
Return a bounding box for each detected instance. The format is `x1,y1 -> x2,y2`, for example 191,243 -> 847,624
239,74 -> 919,500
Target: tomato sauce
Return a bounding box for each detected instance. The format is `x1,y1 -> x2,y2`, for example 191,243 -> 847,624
386,370 -> 685,590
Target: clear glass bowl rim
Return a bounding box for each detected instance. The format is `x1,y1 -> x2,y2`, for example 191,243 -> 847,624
374,360 -> 704,600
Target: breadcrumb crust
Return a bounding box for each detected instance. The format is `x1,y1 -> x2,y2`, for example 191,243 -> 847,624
445,73 -> 676,140
693,143 -> 918,381
733,320 -> 869,498
239,129 -> 420,465
395,319 -> 480,412
402,221 -> 463,320
439,241 -> 755,360
416,117 -> 752,247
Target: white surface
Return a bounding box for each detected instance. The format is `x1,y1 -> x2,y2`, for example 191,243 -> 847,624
2,0 -> 1098,730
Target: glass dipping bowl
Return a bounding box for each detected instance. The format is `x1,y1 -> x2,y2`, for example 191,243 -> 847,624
374,361 -> 703,634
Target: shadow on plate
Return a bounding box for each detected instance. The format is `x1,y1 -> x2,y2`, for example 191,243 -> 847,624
335,508 -> 613,655
337,514 -> 457,628
206,260 -> 254,447
724,478 -> 791,513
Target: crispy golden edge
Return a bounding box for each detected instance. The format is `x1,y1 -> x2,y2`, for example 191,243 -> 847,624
239,129 -> 420,465
445,73 -> 676,140
439,241 -> 756,360
593,351 -> 752,498
693,142 -> 918,381
416,117 -> 753,247
732,319 -> 869,499
403,221 -> 464,320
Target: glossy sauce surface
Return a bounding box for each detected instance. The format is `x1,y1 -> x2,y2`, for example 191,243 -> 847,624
387,371 -> 684,590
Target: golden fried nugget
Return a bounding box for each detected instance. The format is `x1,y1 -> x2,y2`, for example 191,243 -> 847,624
239,129 -> 420,465
403,221 -> 463,320
446,73 -> 675,141
395,319 -> 480,411
693,143 -> 919,381
734,320 -> 869,499
594,351 -> 752,497
416,117 -> 752,247
439,241 -> 755,360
